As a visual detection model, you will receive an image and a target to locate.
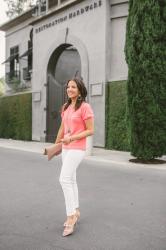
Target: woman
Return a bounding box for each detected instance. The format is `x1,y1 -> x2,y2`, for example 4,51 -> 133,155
55,77 -> 94,237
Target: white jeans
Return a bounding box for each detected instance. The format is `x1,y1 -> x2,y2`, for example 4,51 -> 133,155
59,149 -> 85,216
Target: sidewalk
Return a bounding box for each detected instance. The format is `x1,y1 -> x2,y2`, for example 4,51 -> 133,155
0,138 -> 166,169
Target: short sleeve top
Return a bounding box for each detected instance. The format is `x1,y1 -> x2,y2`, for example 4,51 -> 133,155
61,102 -> 94,150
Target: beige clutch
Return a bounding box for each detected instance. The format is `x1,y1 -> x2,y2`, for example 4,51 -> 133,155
43,142 -> 62,161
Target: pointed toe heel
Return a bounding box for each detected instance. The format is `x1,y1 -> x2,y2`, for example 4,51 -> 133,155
62,215 -> 78,237
63,211 -> 80,227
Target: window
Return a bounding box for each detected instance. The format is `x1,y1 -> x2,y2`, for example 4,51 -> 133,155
61,0 -> 70,3
28,40 -> 32,71
48,0 -> 58,9
10,46 -> 19,78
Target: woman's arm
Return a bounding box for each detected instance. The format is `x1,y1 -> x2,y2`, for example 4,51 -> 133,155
55,122 -> 64,144
61,118 -> 94,144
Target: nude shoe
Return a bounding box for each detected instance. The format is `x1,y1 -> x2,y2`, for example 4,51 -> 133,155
62,217 -> 78,237
63,211 -> 80,227
63,224 -> 75,237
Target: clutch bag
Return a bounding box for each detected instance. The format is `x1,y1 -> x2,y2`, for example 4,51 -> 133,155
43,142 -> 62,161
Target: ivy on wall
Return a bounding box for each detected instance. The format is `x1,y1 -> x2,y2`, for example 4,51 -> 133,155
0,93 -> 32,141
105,81 -> 130,151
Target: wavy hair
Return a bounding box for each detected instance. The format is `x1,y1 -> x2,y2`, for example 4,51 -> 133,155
63,77 -> 87,111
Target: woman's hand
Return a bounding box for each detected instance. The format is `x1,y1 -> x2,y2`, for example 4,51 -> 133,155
61,136 -> 71,145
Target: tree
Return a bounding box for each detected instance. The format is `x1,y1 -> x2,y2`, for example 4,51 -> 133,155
125,0 -> 166,160
4,0 -> 33,19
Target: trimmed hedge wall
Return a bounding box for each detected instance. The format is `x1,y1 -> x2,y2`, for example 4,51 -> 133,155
0,93 -> 32,140
106,81 -> 130,151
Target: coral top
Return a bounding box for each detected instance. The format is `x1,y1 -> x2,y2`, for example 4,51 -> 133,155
61,102 -> 94,150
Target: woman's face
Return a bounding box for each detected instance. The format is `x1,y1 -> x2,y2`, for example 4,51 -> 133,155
67,80 -> 80,100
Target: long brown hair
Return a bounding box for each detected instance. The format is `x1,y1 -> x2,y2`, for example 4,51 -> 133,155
63,77 -> 87,111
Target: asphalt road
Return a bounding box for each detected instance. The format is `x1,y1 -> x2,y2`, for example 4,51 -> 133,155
0,147 -> 166,250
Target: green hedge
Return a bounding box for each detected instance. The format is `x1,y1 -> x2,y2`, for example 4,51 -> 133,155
106,81 -> 130,151
0,93 -> 32,140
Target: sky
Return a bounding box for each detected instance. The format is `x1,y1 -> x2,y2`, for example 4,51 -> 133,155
0,0 -> 8,78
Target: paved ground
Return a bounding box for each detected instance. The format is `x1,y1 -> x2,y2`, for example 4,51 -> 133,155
0,144 -> 166,250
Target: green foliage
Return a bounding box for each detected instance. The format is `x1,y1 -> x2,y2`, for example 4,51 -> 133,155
4,0 -> 32,18
106,81 -> 130,151
125,0 -> 166,159
0,93 -> 32,140
0,78 -> 5,96
10,77 -> 20,92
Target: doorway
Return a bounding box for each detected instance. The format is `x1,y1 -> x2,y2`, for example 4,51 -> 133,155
46,44 -> 81,142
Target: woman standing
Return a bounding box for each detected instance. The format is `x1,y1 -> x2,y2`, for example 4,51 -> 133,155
55,77 -> 94,237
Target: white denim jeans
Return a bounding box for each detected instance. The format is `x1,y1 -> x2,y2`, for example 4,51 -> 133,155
59,149 -> 85,216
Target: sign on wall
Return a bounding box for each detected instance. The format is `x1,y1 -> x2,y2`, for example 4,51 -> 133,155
35,0 -> 102,34
90,82 -> 103,96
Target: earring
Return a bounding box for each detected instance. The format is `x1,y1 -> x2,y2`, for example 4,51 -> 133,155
78,95 -> 82,101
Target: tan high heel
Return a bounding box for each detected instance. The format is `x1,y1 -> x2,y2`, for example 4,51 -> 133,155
63,211 -> 80,227
62,216 -> 78,237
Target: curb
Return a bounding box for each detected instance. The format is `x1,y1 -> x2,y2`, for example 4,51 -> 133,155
0,139 -> 166,170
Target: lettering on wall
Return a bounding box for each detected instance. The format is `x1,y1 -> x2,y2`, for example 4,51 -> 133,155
35,0 -> 102,34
